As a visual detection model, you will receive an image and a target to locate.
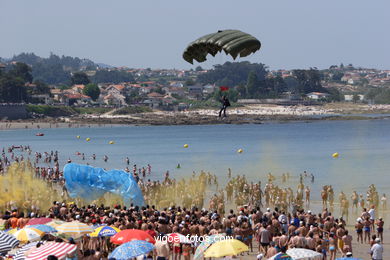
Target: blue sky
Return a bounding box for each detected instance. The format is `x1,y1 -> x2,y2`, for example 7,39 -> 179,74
1,0 -> 389,70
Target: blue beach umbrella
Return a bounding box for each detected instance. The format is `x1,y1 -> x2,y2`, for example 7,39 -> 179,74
29,224 -> 57,233
109,240 -> 154,260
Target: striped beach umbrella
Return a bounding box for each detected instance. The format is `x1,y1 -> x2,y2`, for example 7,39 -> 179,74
14,241 -> 40,260
109,240 -> 154,260
286,248 -> 323,260
26,242 -> 77,260
26,218 -> 52,226
13,228 -> 45,243
46,220 -> 65,229
56,221 -> 93,238
0,231 -> 20,253
89,226 -> 120,237
28,225 -> 57,233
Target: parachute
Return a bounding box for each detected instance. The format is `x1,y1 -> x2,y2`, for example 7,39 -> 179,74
183,30 -> 261,64
64,163 -> 144,206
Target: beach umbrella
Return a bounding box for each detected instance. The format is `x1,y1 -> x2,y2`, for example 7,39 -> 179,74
267,253 -> 293,260
14,241 -> 39,260
286,248 -> 323,260
28,225 -> 57,233
25,242 -> 77,260
13,228 -> 44,243
26,218 -> 52,226
6,228 -> 19,235
194,233 -> 226,260
166,233 -> 192,244
89,226 -> 120,237
0,231 -> 19,253
203,239 -> 248,258
109,240 -> 154,259
111,229 -> 156,245
56,221 -> 93,238
46,220 -> 65,229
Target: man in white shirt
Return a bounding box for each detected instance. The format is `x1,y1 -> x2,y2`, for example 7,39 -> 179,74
370,238 -> 383,260
368,206 -> 375,220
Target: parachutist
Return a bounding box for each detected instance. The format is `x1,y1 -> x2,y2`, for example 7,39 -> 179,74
218,95 -> 230,117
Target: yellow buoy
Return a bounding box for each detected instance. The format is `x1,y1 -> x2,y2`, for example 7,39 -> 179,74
237,149 -> 243,153
76,135 -> 80,139
332,152 -> 339,158
86,137 -> 91,142
109,141 -> 115,144
183,144 -> 189,148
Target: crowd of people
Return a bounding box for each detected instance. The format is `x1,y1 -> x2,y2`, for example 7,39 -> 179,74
0,145 -> 387,259
0,200 -> 386,259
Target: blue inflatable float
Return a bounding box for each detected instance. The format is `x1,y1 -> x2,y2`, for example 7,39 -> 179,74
63,163 -> 144,206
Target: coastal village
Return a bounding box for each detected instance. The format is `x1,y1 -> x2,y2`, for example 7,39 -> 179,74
1,60 -> 390,111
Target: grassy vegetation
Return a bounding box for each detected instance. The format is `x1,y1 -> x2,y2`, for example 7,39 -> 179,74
26,105 -> 113,117
112,106 -> 152,115
26,105 -> 77,117
73,107 -> 112,114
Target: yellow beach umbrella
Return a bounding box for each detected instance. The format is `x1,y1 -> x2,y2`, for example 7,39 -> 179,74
56,221 -> 93,238
7,228 -> 18,235
89,226 -> 120,237
13,227 -> 44,243
204,239 -> 248,258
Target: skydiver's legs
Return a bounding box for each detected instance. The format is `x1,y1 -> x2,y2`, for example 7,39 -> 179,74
219,105 -> 227,117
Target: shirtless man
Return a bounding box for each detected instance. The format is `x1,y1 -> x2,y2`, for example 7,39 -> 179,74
355,218 -> 363,243
342,230 -> 353,256
375,217 -> 384,242
351,191 -> 359,210
305,186 -> 311,206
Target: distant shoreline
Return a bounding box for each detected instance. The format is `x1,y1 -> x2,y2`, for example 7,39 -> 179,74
1,111 -> 390,131
2,103 -> 390,130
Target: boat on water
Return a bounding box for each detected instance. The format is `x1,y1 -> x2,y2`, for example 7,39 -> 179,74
35,133 -> 44,136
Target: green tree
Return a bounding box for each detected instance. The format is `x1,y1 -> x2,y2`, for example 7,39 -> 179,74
185,78 -> 195,86
352,93 -> 360,103
83,83 -> 100,101
0,75 -> 27,102
155,87 -> 166,95
195,66 -> 204,72
292,69 -> 324,94
10,62 -> 33,83
71,72 -> 90,85
197,61 -> 268,87
331,71 -> 344,81
327,87 -> 343,102
236,84 -> 247,97
213,88 -> 239,102
246,71 -> 259,97
91,70 -> 135,84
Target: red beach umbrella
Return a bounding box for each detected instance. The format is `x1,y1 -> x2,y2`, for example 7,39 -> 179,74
110,229 -> 156,245
26,218 -> 52,226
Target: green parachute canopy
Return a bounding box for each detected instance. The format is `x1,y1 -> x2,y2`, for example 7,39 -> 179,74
183,30 -> 261,64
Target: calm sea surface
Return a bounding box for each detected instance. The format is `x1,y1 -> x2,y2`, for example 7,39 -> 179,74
1,119 -> 390,202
